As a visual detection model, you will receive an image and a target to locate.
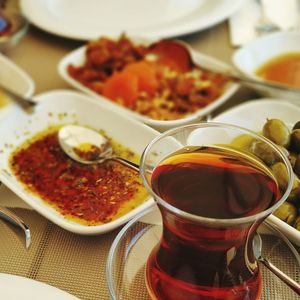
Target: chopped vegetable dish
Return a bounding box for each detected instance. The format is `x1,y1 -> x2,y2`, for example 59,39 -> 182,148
68,35 -> 230,121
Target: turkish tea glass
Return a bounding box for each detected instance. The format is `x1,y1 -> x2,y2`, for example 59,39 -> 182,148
140,122 -> 293,300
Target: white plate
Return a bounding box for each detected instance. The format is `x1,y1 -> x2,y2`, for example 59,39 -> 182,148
58,39 -> 239,132
0,273 -> 79,300
20,0 -> 244,40
0,53 -> 35,120
212,98 -> 300,246
0,89 -> 157,235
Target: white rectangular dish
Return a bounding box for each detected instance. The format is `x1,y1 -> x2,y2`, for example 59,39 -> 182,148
0,53 -> 35,119
58,38 -> 238,132
213,98 -> 300,246
0,89 -> 157,235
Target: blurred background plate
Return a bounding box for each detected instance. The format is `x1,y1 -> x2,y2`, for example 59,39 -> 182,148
0,273 -> 79,300
20,0 -> 244,40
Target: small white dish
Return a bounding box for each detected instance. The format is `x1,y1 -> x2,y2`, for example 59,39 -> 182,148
212,98 -> 300,246
0,53 -> 35,119
58,39 -> 239,132
232,32 -> 300,104
0,89 -> 157,235
20,0 -> 243,40
0,273 -> 79,300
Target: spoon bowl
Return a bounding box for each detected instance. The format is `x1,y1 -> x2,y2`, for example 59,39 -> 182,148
58,125 -> 139,171
149,39 -> 300,98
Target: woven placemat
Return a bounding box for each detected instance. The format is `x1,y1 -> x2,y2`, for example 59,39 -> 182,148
0,208 -> 118,300
1,208 -> 300,300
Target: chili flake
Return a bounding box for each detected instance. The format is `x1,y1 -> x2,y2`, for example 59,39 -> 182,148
9,127 -> 148,225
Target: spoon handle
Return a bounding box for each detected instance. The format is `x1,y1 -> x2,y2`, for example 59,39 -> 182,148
113,157 -> 139,172
259,257 -> 300,295
0,82 -> 36,113
0,206 -> 31,249
224,71 -> 300,95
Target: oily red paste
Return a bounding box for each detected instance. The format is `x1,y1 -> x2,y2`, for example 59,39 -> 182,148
10,129 -> 147,225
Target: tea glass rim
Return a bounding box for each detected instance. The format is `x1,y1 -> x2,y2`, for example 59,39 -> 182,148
140,122 -> 294,226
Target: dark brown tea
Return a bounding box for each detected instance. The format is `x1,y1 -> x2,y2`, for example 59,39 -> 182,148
146,146 -> 280,300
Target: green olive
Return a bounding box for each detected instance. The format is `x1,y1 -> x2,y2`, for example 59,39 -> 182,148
270,162 -> 289,190
290,129 -> 300,153
230,134 -> 255,151
287,173 -> 300,203
292,120 -> 300,130
273,202 -> 297,225
288,152 -> 297,168
263,119 -> 290,148
294,216 -> 300,231
250,141 -> 278,165
294,154 -> 300,178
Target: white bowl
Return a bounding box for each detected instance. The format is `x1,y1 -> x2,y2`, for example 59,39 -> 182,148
0,89 -> 158,235
0,52 -> 35,118
232,32 -> 300,104
58,39 -> 238,132
213,98 -> 300,246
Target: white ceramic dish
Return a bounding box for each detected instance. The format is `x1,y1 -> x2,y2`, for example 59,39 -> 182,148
0,273 -> 79,300
0,53 -> 34,119
20,0 -> 243,40
0,90 -> 157,235
212,98 -> 300,246
232,32 -> 300,104
58,39 -> 239,132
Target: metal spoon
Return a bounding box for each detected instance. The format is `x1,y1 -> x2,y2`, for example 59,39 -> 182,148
148,40 -> 300,98
0,82 -> 36,113
0,206 -> 31,249
253,233 -> 300,295
58,125 -> 139,172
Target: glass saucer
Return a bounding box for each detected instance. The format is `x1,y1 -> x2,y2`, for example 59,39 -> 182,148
106,207 -> 300,300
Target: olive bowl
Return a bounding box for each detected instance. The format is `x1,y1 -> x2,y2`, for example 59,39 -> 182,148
213,98 -> 300,246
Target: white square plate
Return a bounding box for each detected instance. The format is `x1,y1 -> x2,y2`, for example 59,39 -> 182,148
213,98 -> 300,246
58,38 -> 239,132
0,90 -> 157,235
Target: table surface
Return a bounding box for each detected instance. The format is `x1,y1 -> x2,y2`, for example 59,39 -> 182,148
1,3 -> 299,300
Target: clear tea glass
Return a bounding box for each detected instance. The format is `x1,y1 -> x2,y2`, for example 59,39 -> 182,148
140,123 -> 293,300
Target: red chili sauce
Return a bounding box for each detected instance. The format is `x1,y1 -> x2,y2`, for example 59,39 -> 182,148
9,128 -> 148,225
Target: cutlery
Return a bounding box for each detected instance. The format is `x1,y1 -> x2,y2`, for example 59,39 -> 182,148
0,82 -> 36,112
255,0 -> 280,34
0,206 -> 31,249
148,40 -> 300,98
58,125 -> 140,171
253,232 -> 300,295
